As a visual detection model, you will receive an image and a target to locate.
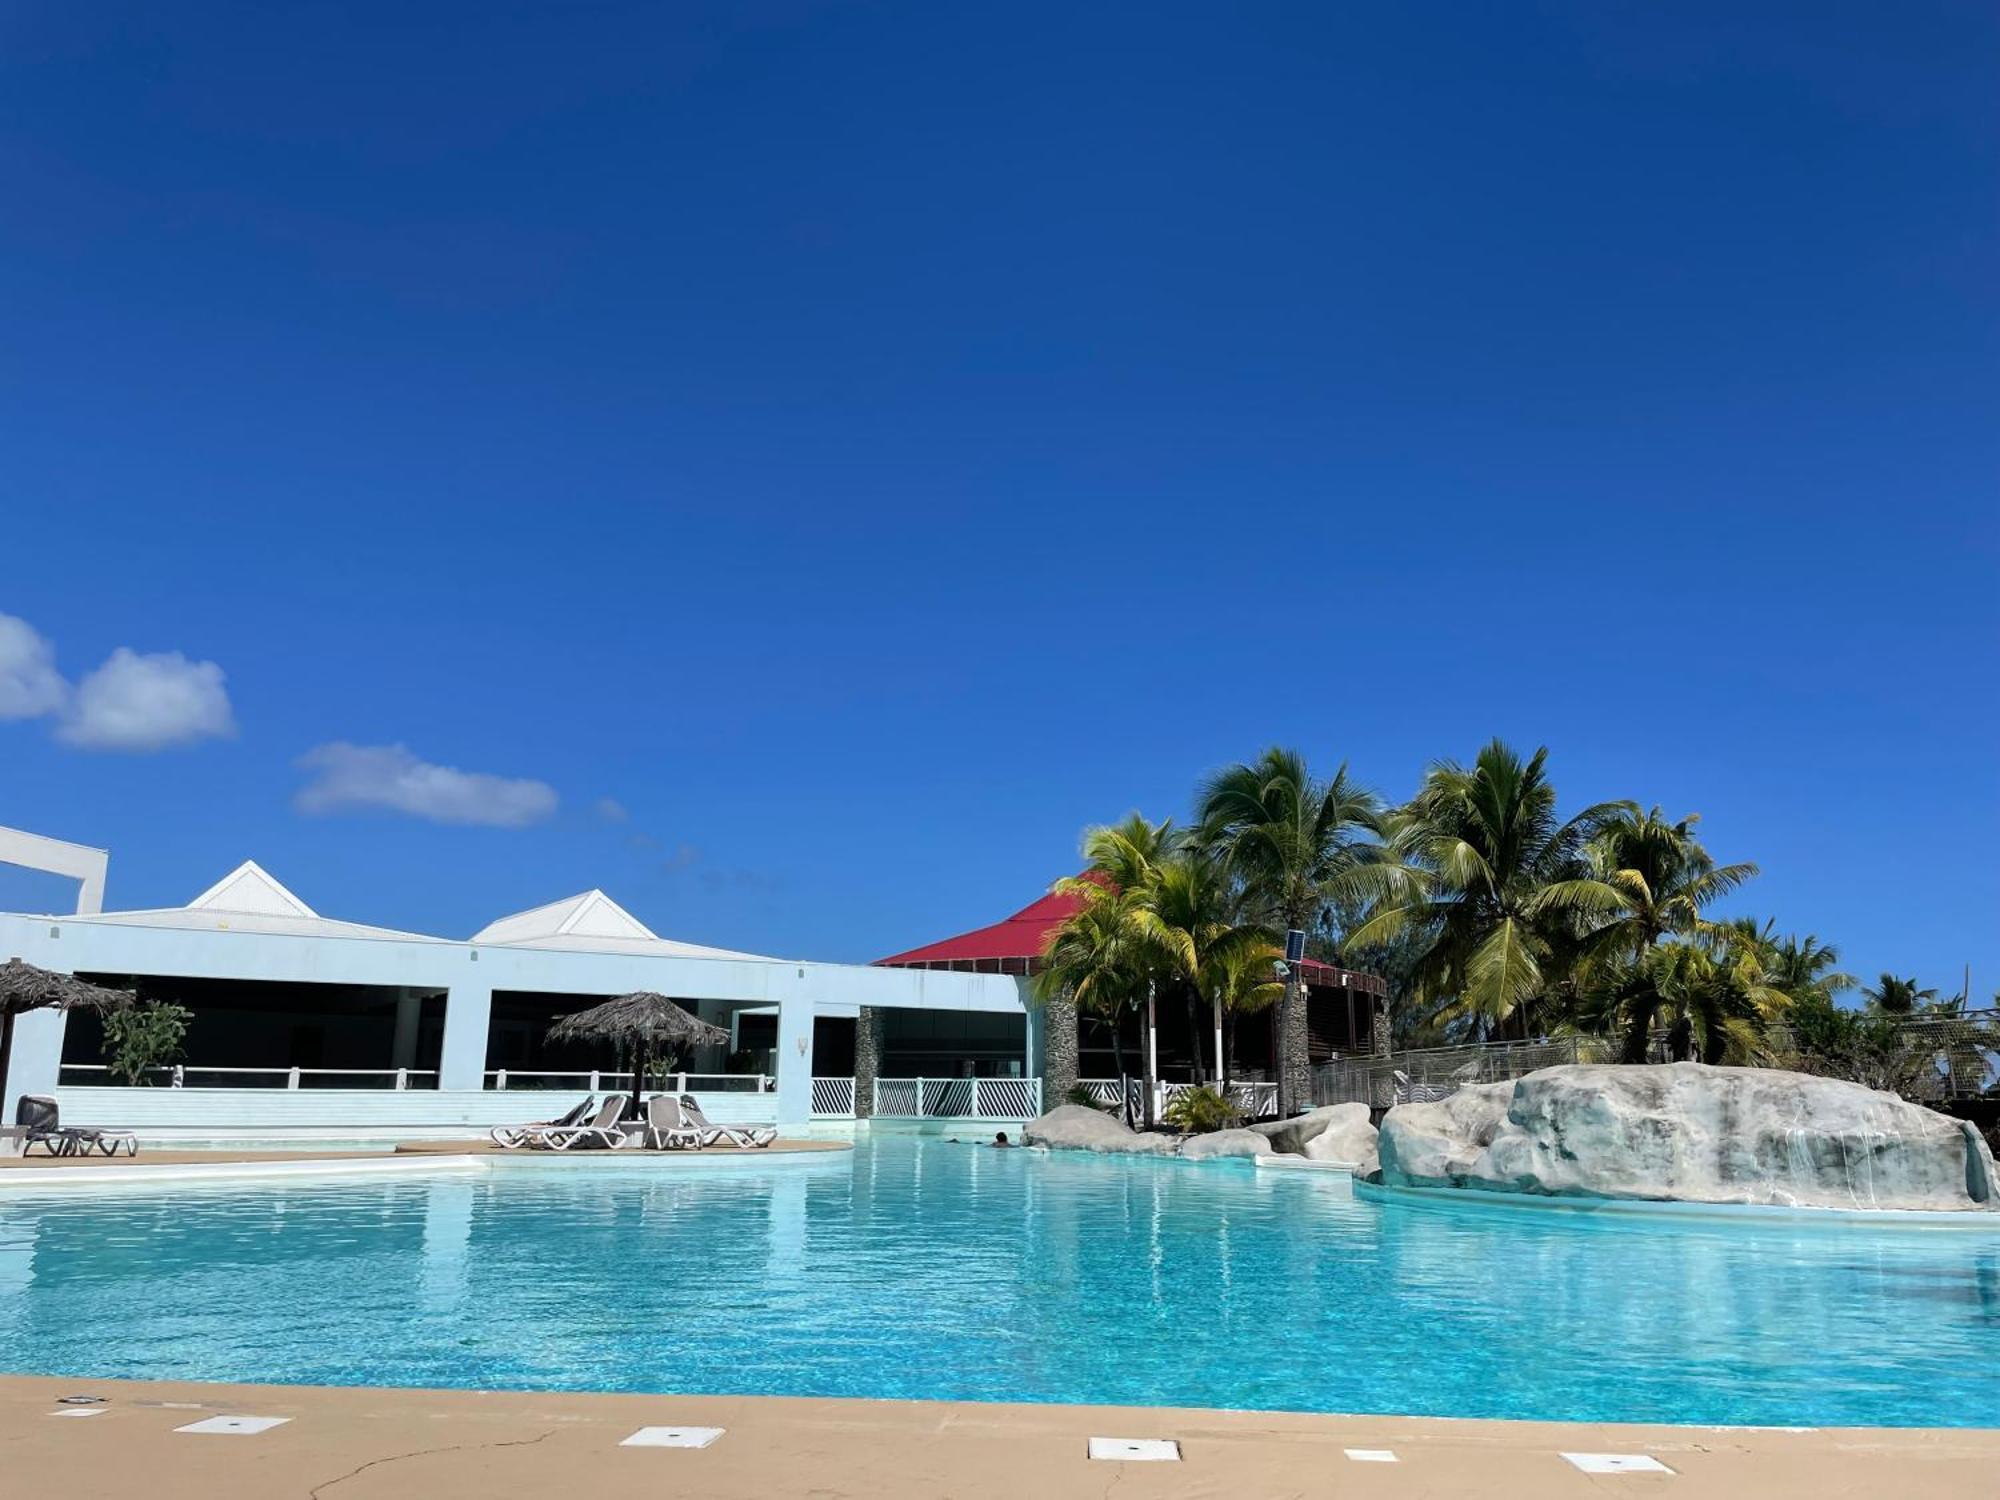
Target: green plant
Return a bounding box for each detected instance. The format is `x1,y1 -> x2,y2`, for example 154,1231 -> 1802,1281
1065,1083 -> 1108,1110
1161,1084 -> 1240,1133
100,1000 -> 192,1085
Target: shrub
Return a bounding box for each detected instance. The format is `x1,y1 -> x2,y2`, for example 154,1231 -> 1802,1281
100,1000 -> 193,1086
1162,1085 -> 1240,1133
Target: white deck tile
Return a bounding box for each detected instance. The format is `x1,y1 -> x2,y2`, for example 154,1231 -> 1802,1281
620,1425 -> 726,1449
1087,1437 -> 1181,1461
1561,1451 -> 1674,1474
1344,1448 -> 1399,1462
174,1415 -> 292,1436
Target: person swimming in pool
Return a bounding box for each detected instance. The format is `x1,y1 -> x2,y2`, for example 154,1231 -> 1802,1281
992,1131 -> 1012,1147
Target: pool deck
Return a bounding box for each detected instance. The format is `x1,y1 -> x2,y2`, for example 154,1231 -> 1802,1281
0,1139 -> 845,1171
3,1376 -> 1995,1499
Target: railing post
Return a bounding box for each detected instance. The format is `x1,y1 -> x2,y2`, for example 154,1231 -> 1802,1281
171,1065 -> 184,1088
287,1066 -> 301,1090
395,1068 -> 408,1090
497,1069 -> 508,1091
589,1070 -> 600,1093
677,1071 -> 687,1095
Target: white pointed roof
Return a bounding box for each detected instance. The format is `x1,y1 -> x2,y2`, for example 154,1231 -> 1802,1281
472,889 -> 777,961
76,860 -> 446,942
186,860 -> 317,918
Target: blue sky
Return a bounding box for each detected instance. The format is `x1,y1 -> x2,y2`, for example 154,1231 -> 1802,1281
2,4 -> 1994,993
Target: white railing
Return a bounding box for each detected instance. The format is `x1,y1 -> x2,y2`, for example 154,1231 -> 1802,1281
483,1070 -> 771,1093
811,1076 -> 856,1116
872,1077 -> 1043,1119
58,1064 -> 440,1091
1080,1079 -> 1282,1121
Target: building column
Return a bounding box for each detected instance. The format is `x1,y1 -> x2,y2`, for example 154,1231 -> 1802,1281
391,988 -> 423,1071
438,983 -> 493,1092
773,986 -> 815,1129
853,1005 -> 884,1119
3,1008 -> 67,1122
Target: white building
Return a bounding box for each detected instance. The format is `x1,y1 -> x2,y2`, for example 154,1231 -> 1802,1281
0,826 -> 1039,1139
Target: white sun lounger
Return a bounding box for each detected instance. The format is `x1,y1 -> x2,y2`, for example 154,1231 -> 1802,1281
642,1095 -> 702,1151
540,1095 -> 630,1151
679,1095 -> 776,1149
490,1096 -> 595,1150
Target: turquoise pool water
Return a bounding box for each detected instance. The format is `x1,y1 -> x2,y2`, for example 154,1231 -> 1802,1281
3,1139 -> 1997,1427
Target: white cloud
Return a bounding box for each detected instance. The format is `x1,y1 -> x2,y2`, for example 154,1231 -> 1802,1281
0,613 -> 68,721
56,647 -> 237,751
294,742 -> 558,828
593,797 -> 629,823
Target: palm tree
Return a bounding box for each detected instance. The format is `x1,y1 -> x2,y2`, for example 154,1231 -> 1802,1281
1197,748 -> 1381,1117
1032,881 -> 1152,1126
1203,935 -> 1284,1088
1131,851 -> 1266,1087
1582,935 -> 1789,1064
1351,740 -> 1620,1040
1863,974 -> 1940,1016
1740,923 -> 1857,1005
1572,805 -> 1758,966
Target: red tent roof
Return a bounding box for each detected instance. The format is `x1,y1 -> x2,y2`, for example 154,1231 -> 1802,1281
875,874 -> 1386,995
874,878 -> 1098,970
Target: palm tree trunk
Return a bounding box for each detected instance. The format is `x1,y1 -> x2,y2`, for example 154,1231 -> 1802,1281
1186,983 -> 1205,1086
1109,1018 -> 1133,1128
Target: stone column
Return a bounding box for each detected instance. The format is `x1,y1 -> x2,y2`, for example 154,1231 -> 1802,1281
1038,988 -> 1078,1111
853,1005 -> 884,1119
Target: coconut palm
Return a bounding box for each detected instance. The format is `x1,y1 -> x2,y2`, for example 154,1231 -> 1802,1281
1032,881 -> 1153,1126
1571,805 -> 1758,966
1130,850 -> 1265,1087
1863,974 -> 1940,1016
1202,934 -> 1284,1088
1729,922 -> 1856,1005
1351,740 -> 1620,1039
1196,748 -> 1382,1116
1581,935 -> 1790,1064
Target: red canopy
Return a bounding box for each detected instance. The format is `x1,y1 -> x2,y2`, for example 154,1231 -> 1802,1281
874,877 -> 1099,973
875,874 -> 1385,995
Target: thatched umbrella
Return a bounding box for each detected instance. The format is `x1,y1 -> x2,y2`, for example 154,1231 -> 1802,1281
0,958 -> 133,1116
545,992 -> 728,1117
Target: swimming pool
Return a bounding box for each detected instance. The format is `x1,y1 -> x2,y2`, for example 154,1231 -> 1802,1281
3,1138 -> 1996,1427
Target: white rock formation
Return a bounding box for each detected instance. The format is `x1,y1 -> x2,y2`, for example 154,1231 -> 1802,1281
1251,1102 -> 1380,1174
1377,1063 -> 1999,1212
1024,1104 -> 1176,1155
1179,1128 -> 1275,1161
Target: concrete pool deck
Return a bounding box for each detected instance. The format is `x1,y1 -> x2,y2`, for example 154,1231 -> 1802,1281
3,1376 -> 1996,1499
0,1138 -> 846,1171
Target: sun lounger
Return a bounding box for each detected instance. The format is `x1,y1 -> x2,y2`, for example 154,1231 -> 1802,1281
490,1096 -> 595,1150
16,1095 -> 138,1158
679,1094 -> 776,1149
539,1095 -> 630,1151
642,1095 -> 702,1151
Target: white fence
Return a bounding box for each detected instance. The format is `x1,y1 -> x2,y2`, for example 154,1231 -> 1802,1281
484,1070 -> 770,1093
1079,1079 -> 1281,1120
811,1077 -> 857,1117
60,1064 -> 441,1090
870,1077 -> 1042,1119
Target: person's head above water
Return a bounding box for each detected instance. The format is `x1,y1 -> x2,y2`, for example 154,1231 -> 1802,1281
993,1131 -> 1011,1147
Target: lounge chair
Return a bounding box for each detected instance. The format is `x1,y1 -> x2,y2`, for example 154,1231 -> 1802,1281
17,1095 -> 139,1158
642,1095 -> 702,1151
539,1095 -> 630,1151
679,1094 -> 776,1149
490,1096 -> 595,1150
